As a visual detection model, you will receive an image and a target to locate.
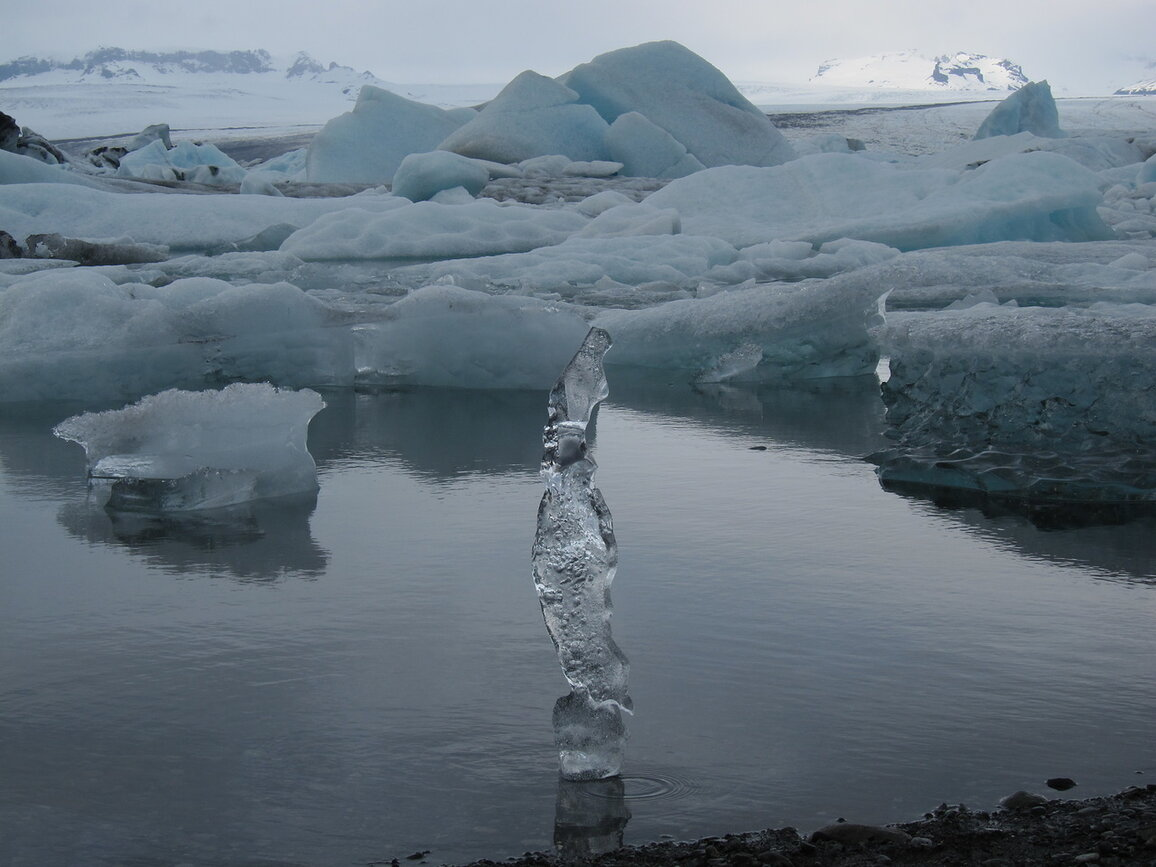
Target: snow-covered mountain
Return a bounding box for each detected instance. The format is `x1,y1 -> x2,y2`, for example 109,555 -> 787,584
0,48 -> 383,93
0,48 -> 499,139
1115,77 -> 1156,95
811,50 -> 1029,93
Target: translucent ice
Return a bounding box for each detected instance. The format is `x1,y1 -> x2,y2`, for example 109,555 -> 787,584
532,327 -> 631,780
53,383 -> 325,512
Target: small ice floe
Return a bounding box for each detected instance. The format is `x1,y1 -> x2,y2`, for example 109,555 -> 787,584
53,383 -> 325,512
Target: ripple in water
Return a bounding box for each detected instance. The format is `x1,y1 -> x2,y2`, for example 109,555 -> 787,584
589,772 -> 698,802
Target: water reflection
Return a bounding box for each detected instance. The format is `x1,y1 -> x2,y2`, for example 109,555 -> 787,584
56,493 -> 328,580
885,489 -> 1156,585
553,777 -> 631,860
310,388 -> 543,480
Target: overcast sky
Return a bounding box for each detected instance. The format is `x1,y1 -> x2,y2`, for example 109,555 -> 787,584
6,0 -> 1154,93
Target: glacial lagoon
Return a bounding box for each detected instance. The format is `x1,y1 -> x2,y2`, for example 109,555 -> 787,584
2,379 -> 1154,866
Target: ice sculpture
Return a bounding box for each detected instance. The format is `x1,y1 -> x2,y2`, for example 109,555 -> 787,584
532,327 -> 631,780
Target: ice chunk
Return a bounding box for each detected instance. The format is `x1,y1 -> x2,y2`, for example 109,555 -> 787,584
0,271 -> 349,402
594,274 -> 883,382
390,150 -> 490,202
872,303 -> 1156,515
532,328 -> 630,780
53,383 -> 325,512
389,234 -> 739,296
604,111 -> 706,179
559,41 -> 796,169
647,151 -> 1114,250
0,181 -> 408,252
351,284 -> 591,390
117,139 -> 247,185
974,81 -> 1064,140
280,198 -> 588,260
306,85 -> 470,184
438,71 -> 612,164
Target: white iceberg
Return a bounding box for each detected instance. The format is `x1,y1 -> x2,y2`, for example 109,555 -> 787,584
306,85 -> 472,184
559,40 -> 796,169
53,383 -> 326,512
390,150 -> 491,202
974,81 -> 1064,140
438,71 -> 612,164
646,151 -> 1114,250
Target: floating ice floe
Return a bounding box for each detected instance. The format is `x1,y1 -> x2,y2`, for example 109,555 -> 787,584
0,181 -> 407,252
872,302 -> 1156,511
647,151 -> 1114,250
0,271 -> 347,402
280,198 -> 589,260
53,383 -> 325,512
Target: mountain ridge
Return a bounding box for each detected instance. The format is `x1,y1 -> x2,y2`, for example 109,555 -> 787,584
811,50 -> 1030,92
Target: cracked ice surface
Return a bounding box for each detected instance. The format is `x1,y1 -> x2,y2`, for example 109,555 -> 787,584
531,328 -> 631,780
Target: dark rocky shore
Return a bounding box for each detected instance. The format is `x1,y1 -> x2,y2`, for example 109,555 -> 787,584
445,785 -> 1156,867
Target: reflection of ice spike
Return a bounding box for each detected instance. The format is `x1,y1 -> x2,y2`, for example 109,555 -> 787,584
533,328 -> 631,780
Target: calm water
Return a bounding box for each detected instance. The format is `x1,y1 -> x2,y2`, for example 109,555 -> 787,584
2,378 -> 1154,867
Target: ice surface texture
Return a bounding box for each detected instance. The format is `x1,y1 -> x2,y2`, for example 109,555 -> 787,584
873,303 -> 1156,512
53,383 -> 325,512
532,328 -> 631,780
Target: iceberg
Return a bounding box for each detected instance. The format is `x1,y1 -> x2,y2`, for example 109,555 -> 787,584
438,71 -> 612,164
53,383 -> 325,512
560,41 -> 795,170
873,303 -> 1156,516
646,151 -> 1115,250
280,197 -> 588,260
389,150 -> 491,202
974,80 -> 1064,140
532,328 -> 631,780
306,85 -> 472,184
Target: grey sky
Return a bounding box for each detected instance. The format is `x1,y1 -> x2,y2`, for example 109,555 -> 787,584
6,0 -> 1154,93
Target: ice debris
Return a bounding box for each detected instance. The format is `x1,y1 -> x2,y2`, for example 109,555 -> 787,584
532,327 -> 631,780
53,383 -> 325,512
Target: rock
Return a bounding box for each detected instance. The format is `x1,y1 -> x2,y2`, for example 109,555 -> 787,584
1047,777 -> 1078,791
810,822 -> 911,845
0,111 -> 66,164
86,145 -> 129,170
25,233 -> 168,266
0,111 -> 19,152
0,230 -> 22,258
999,790 -> 1050,810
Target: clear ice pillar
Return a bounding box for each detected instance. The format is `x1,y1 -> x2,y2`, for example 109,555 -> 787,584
532,327 -> 631,780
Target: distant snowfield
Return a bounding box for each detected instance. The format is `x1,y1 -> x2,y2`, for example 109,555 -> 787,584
0,73 -> 503,140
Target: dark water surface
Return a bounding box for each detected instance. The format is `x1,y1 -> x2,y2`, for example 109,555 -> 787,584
2,380 -> 1154,866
